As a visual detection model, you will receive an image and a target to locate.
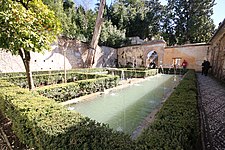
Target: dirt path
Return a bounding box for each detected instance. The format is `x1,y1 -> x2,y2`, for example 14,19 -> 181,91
0,112 -> 28,150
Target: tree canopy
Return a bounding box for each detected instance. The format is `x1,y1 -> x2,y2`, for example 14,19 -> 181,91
162,0 -> 215,45
0,0 -> 61,89
0,0 -> 61,54
68,0 -> 216,46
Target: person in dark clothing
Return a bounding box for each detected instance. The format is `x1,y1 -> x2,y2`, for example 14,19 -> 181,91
201,60 -> 206,75
149,61 -> 156,69
204,60 -> 210,76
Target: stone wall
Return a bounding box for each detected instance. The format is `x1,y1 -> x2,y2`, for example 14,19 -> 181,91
117,40 -> 209,71
0,40 -> 117,73
117,40 -> 166,68
92,46 -> 117,68
164,44 -> 210,71
0,38 -> 211,73
209,19 -> 225,81
0,51 -> 25,72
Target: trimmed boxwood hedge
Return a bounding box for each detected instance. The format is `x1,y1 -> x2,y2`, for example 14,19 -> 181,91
163,68 -> 187,75
0,80 -> 136,149
107,69 -> 158,79
0,68 -> 107,78
36,75 -> 119,102
4,72 -> 109,88
0,70 -> 200,149
136,69 -> 200,150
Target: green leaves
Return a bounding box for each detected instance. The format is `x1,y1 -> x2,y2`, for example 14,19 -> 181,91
137,70 -> 200,149
0,0 -> 61,54
100,20 -> 126,47
107,0 -> 163,40
162,0 -> 215,45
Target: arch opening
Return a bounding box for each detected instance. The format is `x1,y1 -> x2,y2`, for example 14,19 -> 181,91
146,50 -> 158,68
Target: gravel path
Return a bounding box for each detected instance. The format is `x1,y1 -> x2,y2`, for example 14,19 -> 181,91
197,73 -> 225,150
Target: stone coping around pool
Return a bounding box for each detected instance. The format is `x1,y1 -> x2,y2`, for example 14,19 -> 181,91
61,74 -> 168,106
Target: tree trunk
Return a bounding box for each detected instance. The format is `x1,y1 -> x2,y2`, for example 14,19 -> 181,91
85,0 -> 106,68
19,49 -> 34,90
58,37 -> 69,83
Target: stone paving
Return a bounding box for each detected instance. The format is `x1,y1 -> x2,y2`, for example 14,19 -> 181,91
197,73 -> 225,150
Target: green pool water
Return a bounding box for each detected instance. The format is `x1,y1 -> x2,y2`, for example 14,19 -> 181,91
68,74 -> 181,135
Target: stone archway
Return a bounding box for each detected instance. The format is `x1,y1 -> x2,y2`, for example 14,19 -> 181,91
146,50 -> 158,68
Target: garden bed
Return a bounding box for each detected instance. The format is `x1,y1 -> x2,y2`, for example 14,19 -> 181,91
0,70 -> 200,149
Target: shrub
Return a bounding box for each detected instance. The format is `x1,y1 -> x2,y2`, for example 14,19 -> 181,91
0,70 -> 200,149
0,68 -> 107,78
5,72 -> 109,88
0,80 -> 136,149
107,69 -> 158,79
137,70 -> 200,150
36,75 -> 119,102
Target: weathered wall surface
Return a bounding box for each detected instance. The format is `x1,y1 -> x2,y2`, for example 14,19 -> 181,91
0,51 -> 25,72
0,39 -> 211,73
117,41 -> 208,71
164,44 -> 210,71
93,46 -> 117,68
209,20 -> 225,81
117,40 -> 166,68
0,40 -> 88,72
0,40 -> 117,73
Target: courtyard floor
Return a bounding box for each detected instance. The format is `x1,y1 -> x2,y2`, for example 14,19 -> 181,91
1,73 -> 225,149
197,73 -> 225,150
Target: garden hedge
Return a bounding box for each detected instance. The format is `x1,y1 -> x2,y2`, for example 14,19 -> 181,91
137,69 -> 201,149
0,70 -> 200,149
107,68 -> 158,79
0,80 -> 136,149
4,72 -> 108,88
0,68 -> 107,78
36,75 -> 119,102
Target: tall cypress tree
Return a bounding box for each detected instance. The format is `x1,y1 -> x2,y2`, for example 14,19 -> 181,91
163,0 -> 215,45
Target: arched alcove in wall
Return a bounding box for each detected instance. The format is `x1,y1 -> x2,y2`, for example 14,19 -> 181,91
146,50 -> 158,68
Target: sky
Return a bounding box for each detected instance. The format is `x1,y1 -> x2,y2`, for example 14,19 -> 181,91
74,0 -> 225,28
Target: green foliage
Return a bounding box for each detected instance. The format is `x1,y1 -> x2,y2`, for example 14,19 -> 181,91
108,68 -> 158,79
100,20 -> 126,47
0,0 -> 61,54
39,0 -> 216,47
75,8 -> 97,42
37,75 -> 119,102
162,0 -> 215,45
163,68 -> 187,75
42,0 -> 97,41
137,70 -> 201,149
4,71 -> 110,88
107,0 -> 163,40
0,80 -> 136,149
0,68 -> 107,78
0,70 -> 200,149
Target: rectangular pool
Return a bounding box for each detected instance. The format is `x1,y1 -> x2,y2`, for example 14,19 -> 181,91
68,74 -> 181,135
